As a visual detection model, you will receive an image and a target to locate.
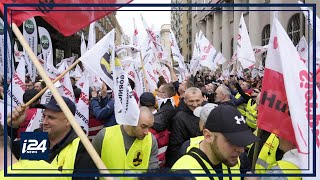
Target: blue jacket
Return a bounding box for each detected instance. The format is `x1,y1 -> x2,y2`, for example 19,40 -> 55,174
90,96 -> 117,127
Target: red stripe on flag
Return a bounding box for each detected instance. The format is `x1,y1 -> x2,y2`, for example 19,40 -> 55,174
258,68 -> 297,146
1,0 -> 133,36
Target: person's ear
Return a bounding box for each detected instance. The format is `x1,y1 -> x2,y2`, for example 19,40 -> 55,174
203,129 -> 214,143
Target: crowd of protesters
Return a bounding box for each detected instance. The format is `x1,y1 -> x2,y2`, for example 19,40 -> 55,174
0,61 -> 300,180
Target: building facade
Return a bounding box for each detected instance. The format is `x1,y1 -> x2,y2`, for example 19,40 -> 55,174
170,0 -> 319,65
171,0 -> 193,64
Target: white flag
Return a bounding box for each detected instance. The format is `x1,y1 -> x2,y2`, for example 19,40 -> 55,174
113,58 -> 140,126
80,29 -> 115,89
132,17 -> 139,47
38,26 -> 53,68
81,32 -> 87,56
7,56 -> 26,108
23,18 -> 38,82
236,13 -> 256,69
87,22 -> 96,50
75,75 -> 90,135
0,17 -> 14,82
169,30 -> 186,70
141,14 -> 168,61
198,31 -> 221,71
56,56 -> 75,68
266,17 -> 319,178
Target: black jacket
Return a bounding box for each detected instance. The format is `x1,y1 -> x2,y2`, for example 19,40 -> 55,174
9,127 -> 98,180
153,100 -> 177,132
165,100 -> 202,167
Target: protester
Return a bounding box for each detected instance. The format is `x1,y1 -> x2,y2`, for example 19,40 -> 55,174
139,92 -> 157,114
34,81 -> 42,91
7,96 -> 98,180
172,104 -> 259,178
166,87 -> 203,167
0,124 -> 68,180
92,106 -> 159,176
90,83 -> 116,127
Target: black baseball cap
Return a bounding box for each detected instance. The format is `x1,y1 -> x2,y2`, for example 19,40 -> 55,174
139,92 -> 156,107
35,96 -> 76,115
205,104 -> 259,147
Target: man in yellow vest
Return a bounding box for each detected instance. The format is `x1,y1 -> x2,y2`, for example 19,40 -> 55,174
245,91 -> 260,130
0,124 -> 68,180
245,136 -> 301,180
8,97 -> 98,180
172,104 -> 259,179
92,106 -> 159,176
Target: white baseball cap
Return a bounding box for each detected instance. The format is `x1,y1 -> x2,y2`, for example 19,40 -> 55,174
194,103 -> 218,122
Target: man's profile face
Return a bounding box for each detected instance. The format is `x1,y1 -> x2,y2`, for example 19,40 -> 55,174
214,87 -> 225,103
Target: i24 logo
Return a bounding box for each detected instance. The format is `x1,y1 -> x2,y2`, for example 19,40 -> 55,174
20,132 -> 49,160
22,139 -> 47,154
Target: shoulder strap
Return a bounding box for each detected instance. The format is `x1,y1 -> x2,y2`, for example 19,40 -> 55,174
186,151 -> 215,180
187,147 -> 214,180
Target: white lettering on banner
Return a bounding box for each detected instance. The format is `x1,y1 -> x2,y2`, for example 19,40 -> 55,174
299,70 -> 320,148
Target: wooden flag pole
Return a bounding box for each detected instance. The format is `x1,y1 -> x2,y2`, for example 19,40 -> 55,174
251,128 -> 262,173
139,52 -> 149,92
11,23 -> 112,179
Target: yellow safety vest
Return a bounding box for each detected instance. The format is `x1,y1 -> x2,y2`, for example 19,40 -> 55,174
185,136 -> 241,180
267,160 -> 301,180
51,138 -> 80,176
255,133 -> 279,174
0,160 -> 68,180
101,125 -> 152,176
187,136 -> 204,152
235,93 -> 247,117
173,148 -> 241,180
245,99 -> 257,129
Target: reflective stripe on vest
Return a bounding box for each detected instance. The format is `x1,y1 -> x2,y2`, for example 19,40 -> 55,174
267,160 -> 301,180
101,125 -> 152,176
255,133 -> 279,174
235,93 -> 247,116
173,150 -> 241,180
245,99 -> 257,129
51,138 -> 80,176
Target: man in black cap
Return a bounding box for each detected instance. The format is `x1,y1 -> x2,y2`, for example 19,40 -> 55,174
139,92 -> 157,114
8,96 -> 98,180
172,104 -> 259,178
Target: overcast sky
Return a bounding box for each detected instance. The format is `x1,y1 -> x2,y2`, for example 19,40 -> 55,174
116,0 -> 171,44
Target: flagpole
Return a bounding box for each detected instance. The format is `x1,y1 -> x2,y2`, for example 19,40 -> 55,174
251,128 -> 262,172
9,59 -> 81,117
139,52 -> 149,92
11,23 -> 112,179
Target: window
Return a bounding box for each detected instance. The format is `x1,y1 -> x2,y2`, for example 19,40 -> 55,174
261,24 -> 270,66
287,13 -> 301,46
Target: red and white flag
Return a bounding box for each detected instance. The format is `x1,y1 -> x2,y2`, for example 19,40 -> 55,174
198,30 -> 221,71
236,13 -> 256,69
141,14 -> 167,62
132,17 -> 139,47
169,30 -> 186,70
7,56 -> 26,108
258,17 -> 319,176
1,0 -> 133,36
0,17 -> 14,81
75,74 -> 90,135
